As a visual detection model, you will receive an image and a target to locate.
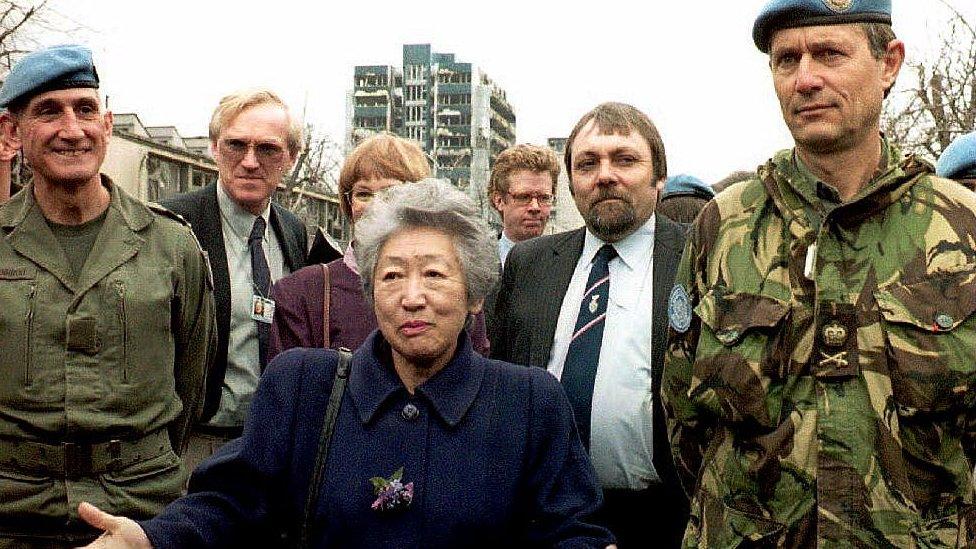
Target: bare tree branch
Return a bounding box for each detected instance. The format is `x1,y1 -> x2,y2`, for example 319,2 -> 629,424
0,3 -> 39,45
883,1 -> 976,161
278,123 -> 344,230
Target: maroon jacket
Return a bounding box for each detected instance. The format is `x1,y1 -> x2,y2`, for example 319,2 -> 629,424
269,259 -> 490,359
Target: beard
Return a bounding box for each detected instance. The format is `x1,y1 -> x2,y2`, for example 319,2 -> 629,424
584,190 -> 641,242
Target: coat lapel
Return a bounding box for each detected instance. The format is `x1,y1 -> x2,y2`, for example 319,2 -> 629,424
199,185 -> 231,324
651,214 -> 687,484
651,215 -> 685,372
73,186 -> 148,296
2,178 -> 154,295
269,203 -> 304,272
529,228 -> 585,367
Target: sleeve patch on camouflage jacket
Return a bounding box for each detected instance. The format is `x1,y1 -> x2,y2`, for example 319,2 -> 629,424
669,284 -> 693,333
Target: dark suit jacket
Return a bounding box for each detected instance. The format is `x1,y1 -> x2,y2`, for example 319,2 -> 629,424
489,215 -> 688,508
161,183 -> 308,421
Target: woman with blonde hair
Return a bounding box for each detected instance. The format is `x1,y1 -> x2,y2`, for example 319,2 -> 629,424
267,133 -> 490,356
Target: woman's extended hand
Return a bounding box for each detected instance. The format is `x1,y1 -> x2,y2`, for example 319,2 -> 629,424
76,502 -> 153,549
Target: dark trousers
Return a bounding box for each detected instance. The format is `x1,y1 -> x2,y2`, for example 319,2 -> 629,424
592,483 -> 689,548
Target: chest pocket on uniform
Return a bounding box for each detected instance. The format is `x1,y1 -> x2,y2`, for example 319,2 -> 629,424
875,265 -> 976,416
0,268 -> 37,390
691,289 -> 790,427
104,265 -> 175,388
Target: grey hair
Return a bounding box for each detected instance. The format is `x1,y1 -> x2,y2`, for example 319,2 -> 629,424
354,178 -> 500,307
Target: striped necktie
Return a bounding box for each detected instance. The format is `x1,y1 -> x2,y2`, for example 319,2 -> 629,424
560,243 -> 617,450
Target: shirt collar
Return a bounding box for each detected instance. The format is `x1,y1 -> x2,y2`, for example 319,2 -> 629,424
216,180 -> 272,240
582,213 -> 656,271
791,143 -> 892,209
343,243 -> 360,275
498,233 -> 516,265
348,330 -> 485,428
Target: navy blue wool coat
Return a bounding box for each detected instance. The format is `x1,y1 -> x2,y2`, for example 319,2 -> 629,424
141,331 -> 614,548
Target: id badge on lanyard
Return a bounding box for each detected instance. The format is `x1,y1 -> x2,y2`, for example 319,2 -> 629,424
251,295 -> 275,324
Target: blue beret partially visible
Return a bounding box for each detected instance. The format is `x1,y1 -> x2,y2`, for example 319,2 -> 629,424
0,44 -> 99,108
753,0 -> 892,53
663,174 -> 715,198
937,132 -> 976,180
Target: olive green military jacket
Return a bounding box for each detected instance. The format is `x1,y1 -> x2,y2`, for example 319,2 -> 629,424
663,142 -> 976,548
0,176 -> 215,534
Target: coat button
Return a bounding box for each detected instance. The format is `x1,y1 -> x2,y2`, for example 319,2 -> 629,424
401,403 -> 419,421
935,313 -> 954,331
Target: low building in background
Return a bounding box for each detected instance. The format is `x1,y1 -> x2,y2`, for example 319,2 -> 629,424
105,113 -> 218,202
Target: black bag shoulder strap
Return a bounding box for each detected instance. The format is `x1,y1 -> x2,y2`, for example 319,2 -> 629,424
320,263 -> 331,349
298,348 -> 352,548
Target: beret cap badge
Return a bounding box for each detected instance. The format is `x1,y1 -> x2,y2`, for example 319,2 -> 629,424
753,0 -> 892,53
822,0 -> 854,12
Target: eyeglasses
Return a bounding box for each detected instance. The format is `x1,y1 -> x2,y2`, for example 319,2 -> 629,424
506,192 -> 554,206
218,138 -> 287,163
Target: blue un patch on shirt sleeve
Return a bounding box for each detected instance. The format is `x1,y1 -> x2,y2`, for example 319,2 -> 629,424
668,284 -> 693,333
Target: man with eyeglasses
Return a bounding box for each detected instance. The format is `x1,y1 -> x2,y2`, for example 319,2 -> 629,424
488,144 -> 559,266
160,89 -> 308,471
491,103 -> 688,547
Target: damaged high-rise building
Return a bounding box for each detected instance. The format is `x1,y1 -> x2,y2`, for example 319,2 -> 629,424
345,44 -> 517,227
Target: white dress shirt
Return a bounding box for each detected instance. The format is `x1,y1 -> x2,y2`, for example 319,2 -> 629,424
208,182 -> 289,428
498,232 -> 516,267
547,214 -> 659,490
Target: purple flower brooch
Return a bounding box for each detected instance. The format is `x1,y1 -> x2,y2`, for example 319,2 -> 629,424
370,466 -> 414,513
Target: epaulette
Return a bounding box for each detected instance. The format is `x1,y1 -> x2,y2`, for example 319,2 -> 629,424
146,201 -> 192,227
146,201 -> 213,290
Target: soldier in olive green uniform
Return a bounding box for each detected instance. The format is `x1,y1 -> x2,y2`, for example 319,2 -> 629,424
663,1 -> 976,547
0,46 -> 215,546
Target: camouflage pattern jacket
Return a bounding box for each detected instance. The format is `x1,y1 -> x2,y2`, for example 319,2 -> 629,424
663,142 -> 976,548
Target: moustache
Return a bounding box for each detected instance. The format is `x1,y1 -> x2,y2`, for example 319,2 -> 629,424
592,189 -> 631,205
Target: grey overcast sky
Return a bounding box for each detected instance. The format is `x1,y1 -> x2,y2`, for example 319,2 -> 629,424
45,0 -> 974,184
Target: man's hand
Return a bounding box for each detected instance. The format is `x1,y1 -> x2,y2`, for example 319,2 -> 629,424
76,502 -> 153,549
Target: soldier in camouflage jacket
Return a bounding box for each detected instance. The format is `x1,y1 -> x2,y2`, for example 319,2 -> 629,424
662,0 -> 976,547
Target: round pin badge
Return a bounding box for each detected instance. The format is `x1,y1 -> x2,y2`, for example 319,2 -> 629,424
822,0 -> 853,12
668,284 -> 693,333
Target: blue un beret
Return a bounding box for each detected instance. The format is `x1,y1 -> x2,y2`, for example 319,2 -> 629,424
663,174 -> 715,199
753,0 -> 892,53
0,44 -> 99,109
936,132 -> 976,180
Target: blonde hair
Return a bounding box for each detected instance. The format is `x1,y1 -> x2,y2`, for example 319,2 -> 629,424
488,144 -> 559,197
338,133 -> 431,217
208,88 -> 303,157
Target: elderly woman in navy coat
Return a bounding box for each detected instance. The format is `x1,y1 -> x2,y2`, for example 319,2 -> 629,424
78,179 -> 616,549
